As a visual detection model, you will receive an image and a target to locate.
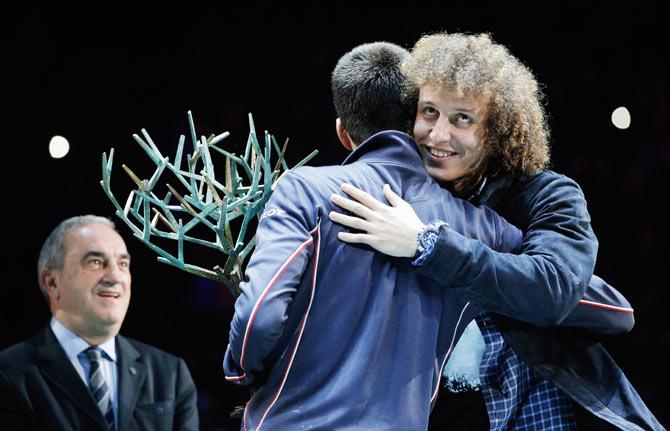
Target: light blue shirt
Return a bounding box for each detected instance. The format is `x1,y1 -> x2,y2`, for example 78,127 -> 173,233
50,317 -> 118,430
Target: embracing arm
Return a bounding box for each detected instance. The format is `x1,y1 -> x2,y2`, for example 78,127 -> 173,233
331,174 -> 601,327
419,173 -> 597,326
223,172 -> 317,385
422,222 -> 633,334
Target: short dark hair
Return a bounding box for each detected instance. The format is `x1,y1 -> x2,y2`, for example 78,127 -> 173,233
331,42 -> 413,144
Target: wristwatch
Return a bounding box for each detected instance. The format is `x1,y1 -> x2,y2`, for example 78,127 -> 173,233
412,221 -> 447,266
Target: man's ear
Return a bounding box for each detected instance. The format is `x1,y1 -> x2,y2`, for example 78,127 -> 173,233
336,118 -> 356,151
41,268 -> 60,301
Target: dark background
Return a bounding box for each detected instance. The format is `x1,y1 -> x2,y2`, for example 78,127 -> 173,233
4,4 -> 669,429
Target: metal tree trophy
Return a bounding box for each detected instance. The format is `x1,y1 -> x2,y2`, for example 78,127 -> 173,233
100,111 -> 317,298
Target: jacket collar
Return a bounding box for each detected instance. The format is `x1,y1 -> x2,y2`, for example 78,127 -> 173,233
342,130 -> 427,175
467,176 -> 488,202
37,325 -> 110,430
38,324 -> 145,431
470,175 -> 514,207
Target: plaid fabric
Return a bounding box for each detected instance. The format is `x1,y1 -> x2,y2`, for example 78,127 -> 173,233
476,313 -> 577,430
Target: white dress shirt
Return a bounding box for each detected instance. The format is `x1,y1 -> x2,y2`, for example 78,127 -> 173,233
50,317 -> 119,430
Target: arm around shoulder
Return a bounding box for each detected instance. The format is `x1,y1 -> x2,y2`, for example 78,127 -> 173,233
418,172 -> 599,326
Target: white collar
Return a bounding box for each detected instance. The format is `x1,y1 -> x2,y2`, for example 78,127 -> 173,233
50,316 -> 117,362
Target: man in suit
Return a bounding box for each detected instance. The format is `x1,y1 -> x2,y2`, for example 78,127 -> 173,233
0,215 -> 198,430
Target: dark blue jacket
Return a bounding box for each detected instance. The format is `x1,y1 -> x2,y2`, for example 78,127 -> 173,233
223,131 -> 522,430
421,172 -> 664,430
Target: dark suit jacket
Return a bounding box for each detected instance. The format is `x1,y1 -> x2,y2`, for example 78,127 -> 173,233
0,325 -> 199,430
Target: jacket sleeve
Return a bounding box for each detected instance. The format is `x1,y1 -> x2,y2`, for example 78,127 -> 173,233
559,275 -> 635,335
418,173 -> 598,326
223,171 -> 318,385
438,193 -> 633,335
174,358 -> 199,431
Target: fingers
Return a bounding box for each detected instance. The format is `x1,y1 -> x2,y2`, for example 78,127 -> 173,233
337,231 -> 374,245
330,193 -> 375,219
328,211 -> 371,231
383,184 -> 403,207
340,183 -> 385,211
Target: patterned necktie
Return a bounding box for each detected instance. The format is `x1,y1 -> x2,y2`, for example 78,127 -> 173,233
85,346 -> 115,430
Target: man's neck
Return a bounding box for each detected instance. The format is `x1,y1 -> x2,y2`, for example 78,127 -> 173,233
52,315 -> 117,346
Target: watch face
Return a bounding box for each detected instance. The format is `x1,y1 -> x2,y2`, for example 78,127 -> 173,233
420,229 -> 434,248
418,222 -> 443,253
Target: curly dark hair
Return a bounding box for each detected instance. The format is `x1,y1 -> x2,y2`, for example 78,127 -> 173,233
402,33 -> 550,194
